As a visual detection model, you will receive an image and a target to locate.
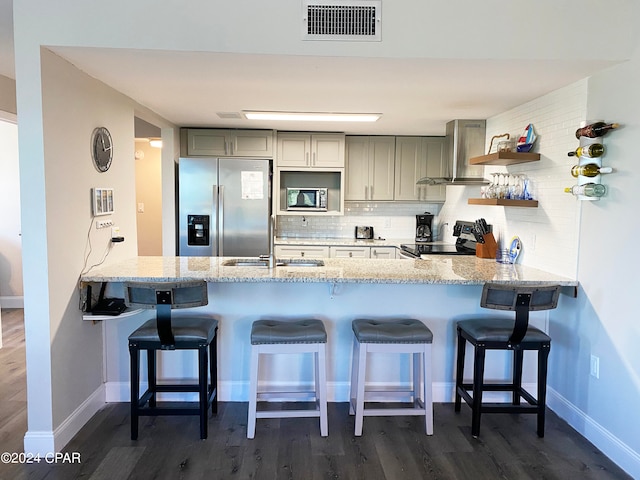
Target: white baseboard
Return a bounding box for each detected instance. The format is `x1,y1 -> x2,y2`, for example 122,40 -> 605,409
0,296 -> 24,309
24,385 -> 105,455
23,431 -> 55,456
548,388 -> 639,478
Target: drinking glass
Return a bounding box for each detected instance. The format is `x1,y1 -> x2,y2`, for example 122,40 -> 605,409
487,173 -> 498,199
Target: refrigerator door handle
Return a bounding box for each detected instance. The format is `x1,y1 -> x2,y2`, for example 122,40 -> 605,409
218,185 -> 225,257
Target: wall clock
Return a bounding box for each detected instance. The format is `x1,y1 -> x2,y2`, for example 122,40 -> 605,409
91,127 -> 113,172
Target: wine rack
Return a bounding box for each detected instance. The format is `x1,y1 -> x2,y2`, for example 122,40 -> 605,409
573,120 -> 611,201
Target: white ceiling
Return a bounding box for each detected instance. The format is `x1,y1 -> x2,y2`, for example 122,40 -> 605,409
0,1 -> 622,135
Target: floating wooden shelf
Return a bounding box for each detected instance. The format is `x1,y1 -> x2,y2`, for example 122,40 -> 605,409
468,198 -> 539,207
470,151 -> 541,166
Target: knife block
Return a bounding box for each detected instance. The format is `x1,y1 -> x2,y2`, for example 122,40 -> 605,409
476,232 -> 498,259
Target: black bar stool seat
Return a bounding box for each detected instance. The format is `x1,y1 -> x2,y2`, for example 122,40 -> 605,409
126,280 -> 218,440
455,283 -> 560,438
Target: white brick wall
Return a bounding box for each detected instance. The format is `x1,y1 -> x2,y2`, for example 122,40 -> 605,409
277,202 -> 443,240
439,80 -> 588,277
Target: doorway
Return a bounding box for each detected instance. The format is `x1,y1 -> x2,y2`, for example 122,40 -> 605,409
134,117 -> 163,256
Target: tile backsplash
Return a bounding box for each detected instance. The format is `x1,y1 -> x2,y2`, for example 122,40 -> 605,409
277,202 -> 443,240
438,80 -> 587,277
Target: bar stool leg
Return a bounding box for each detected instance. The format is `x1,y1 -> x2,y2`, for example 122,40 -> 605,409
317,344 -> 328,437
471,344 -> 486,438
513,349 -> 524,405
454,329 -> 466,412
147,349 -> 156,408
537,344 -> 550,437
354,341 -> 368,436
349,337 -> 359,415
247,345 -> 260,439
412,352 -> 420,406
129,345 -> 140,440
422,343 -> 434,435
210,337 -> 217,415
198,345 -> 208,439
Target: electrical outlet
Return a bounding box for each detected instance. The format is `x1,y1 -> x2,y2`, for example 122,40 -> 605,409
111,226 -> 120,238
590,355 -> 600,379
96,219 -> 113,229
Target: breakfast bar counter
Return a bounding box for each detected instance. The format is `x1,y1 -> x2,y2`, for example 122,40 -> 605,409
81,255 -> 577,286
82,256 -> 577,405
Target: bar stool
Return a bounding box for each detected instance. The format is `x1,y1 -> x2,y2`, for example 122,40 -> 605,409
455,283 -> 561,438
125,280 -> 218,440
349,318 -> 434,436
247,319 -> 328,439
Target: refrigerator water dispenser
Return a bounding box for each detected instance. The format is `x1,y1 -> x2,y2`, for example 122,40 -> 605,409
187,215 -> 210,246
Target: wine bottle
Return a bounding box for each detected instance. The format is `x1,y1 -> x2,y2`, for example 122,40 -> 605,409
567,143 -> 604,158
571,164 -> 613,178
575,122 -> 619,139
564,183 -> 606,197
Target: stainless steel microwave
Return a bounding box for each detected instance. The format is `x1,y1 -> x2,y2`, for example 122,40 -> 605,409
286,187 -> 328,211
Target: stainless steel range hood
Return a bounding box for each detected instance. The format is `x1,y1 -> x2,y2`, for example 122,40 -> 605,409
417,119 -> 488,185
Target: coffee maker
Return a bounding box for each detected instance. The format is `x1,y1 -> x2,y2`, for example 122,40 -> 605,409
415,213 -> 434,243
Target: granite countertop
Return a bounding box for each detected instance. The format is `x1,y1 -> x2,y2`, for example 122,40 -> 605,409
81,256 -> 577,286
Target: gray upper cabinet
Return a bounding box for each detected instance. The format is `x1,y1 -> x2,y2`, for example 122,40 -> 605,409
345,136 -> 395,201
277,133 -> 345,168
184,129 -> 273,157
394,136 -> 446,202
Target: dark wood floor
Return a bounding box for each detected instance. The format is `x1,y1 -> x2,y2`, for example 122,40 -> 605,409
0,308 -> 631,480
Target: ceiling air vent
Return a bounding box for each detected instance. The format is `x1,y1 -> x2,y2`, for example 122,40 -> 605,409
303,0 -> 381,41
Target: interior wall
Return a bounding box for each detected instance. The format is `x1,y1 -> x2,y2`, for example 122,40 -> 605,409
39,49 -> 140,430
135,140 -> 163,255
548,49 -> 640,477
0,119 -> 22,302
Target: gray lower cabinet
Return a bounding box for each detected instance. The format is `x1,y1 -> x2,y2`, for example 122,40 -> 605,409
330,246 -> 370,258
370,246 -> 397,259
276,245 -> 396,259
274,245 -> 330,258
394,136 -> 446,202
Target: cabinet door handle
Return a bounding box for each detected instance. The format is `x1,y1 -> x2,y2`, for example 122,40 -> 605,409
301,251 -> 305,257
364,185 -> 368,200
306,152 -> 310,166
349,251 -> 353,257
312,152 -> 316,166
370,185 -> 374,199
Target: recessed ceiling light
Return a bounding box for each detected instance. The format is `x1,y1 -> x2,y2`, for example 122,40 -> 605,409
243,111 -> 381,122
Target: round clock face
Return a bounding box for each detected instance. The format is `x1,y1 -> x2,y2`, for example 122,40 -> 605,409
91,127 -> 113,172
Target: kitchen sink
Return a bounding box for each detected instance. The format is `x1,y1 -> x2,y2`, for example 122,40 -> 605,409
222,258 -> 324,267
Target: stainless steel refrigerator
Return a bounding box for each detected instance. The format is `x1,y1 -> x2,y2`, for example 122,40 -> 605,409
178,157 -> 272,257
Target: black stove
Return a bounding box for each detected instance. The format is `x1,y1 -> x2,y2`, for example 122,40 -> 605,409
400,220 -> 480,258
400,243 -> 475,257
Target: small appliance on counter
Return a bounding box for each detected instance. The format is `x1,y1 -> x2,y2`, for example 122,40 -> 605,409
400,220 -> 480,258
415,213 -> 434,243
355,226 -> 374,240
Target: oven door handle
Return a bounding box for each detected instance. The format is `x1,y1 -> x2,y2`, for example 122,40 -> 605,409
399,250 -> 418,259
